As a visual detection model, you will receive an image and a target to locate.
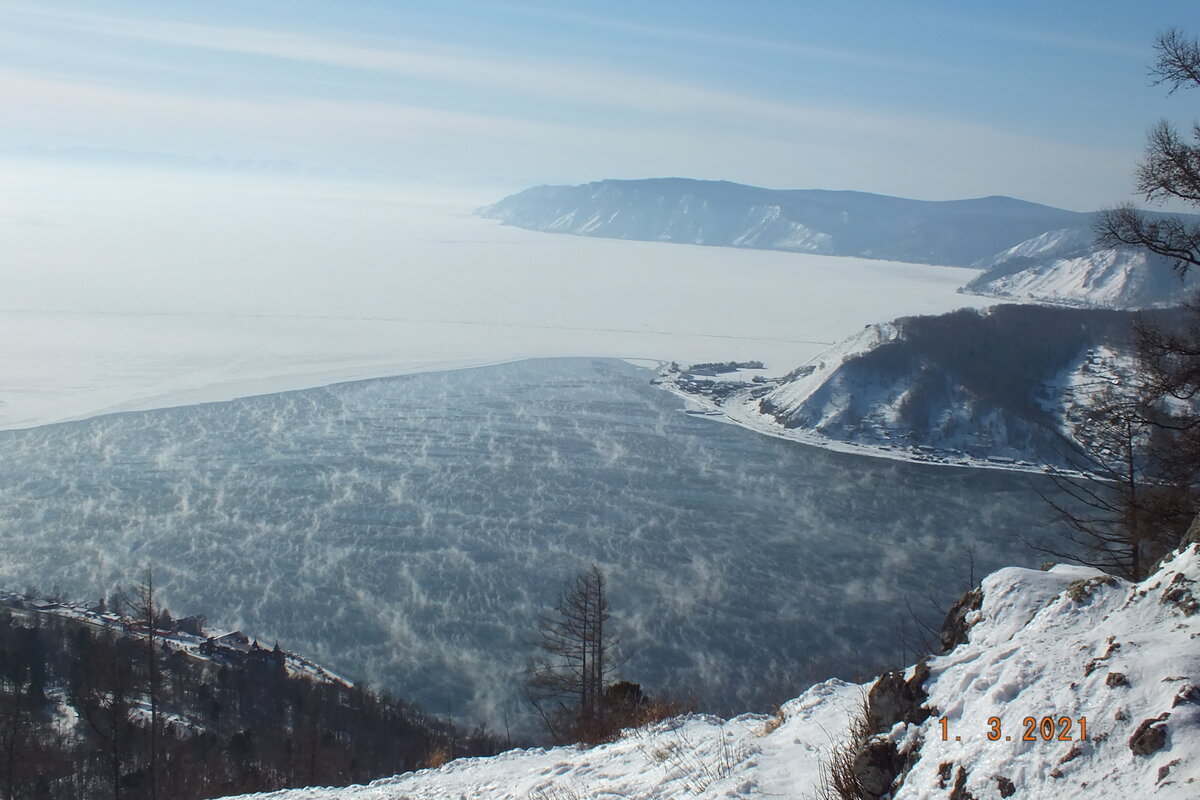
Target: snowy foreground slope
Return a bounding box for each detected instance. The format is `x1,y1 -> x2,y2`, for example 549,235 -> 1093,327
222,546 -> 1200,799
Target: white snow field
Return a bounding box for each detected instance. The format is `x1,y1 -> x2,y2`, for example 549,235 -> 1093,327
222,545 -> 1200,800
0,161 -> 990,430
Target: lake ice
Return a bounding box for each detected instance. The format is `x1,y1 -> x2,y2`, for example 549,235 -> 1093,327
0,164 -> 988,430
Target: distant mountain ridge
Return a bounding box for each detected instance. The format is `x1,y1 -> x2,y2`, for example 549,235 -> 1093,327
478,178 -> 1088,267
481,178 -> 1200,308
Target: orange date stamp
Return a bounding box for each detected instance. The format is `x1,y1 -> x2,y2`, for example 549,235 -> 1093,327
938,716 -> 1087,742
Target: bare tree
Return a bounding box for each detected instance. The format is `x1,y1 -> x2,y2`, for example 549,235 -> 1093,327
123,568 -> 163,800
0,667 -> 33,800
1130,307 -> 1200,540
1038,385 -> 1177,579
1047,28 -> 1200,576
527,565 -> 619,743
1097,28 -> 1200,273
79,630 -> 137,800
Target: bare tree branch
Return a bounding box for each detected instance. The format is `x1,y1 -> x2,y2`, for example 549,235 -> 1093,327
1151,27 -> 1200,93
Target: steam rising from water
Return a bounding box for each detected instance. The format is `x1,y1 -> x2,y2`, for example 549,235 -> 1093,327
0,358 -> 1067,732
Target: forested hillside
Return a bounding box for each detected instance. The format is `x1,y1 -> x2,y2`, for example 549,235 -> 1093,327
0,595 -> 502,799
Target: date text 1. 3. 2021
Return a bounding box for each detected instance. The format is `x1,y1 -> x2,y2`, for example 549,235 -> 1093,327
938,717 -> 1087,742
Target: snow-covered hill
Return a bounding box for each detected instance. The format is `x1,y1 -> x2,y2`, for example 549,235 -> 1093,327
674,305 -> 1163,469
964,227 -> 1200,309
217,544 -> 1200,799
478,179 -> 1087,267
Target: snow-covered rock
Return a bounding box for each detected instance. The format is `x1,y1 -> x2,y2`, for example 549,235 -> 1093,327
478,179 -> 1088,267
897,546 -> 1200,798
217,545 -> 1200,799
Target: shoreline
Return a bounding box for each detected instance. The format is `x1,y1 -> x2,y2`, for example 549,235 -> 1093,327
4,356 -> 533,432
653,373 -> 1073,477
6,350 -> 1075,480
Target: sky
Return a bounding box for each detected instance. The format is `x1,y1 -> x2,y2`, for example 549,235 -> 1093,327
3,0 -> 1200,208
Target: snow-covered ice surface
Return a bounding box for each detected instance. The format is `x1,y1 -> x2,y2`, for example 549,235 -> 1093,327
217,545 -> 1200,800
0,162 -> 990,431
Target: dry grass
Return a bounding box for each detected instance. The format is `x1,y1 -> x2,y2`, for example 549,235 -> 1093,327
759,704 -> 787,737
643,728 -> 754,795
811,695 -> 872,800
529,783 -> 589,800
424,745 -> 453,769
578,695 -> 698,745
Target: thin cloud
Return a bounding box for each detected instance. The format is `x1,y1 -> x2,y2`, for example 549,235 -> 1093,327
0,2 -> 1142,209
4,5 -> 798,119
473,0 -> 935,74
969,20 -> 1144,60
0,70 -> 582,144
0,4 -> 928,135
6,3 -> 1114,156
0,67 -> 1133,210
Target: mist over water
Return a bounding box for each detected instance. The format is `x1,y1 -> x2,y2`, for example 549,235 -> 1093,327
0,358 -> 1070,733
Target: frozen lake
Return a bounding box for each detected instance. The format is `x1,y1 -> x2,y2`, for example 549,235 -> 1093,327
0,358 -> 1071,733
0,163 -> 989,430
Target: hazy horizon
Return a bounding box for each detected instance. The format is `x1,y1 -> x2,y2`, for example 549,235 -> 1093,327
5,1 -> 1200,210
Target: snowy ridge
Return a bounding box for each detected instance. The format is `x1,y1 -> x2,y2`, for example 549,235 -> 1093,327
729,204 -> 834,252
478,179 -> 1088,267
972,227 -> 1097,272
218,546 -> 1200,799
757,321 -> 902,430
964,229 -> 1200,309
1,592 -> 352,688
216,680 -> 863,800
